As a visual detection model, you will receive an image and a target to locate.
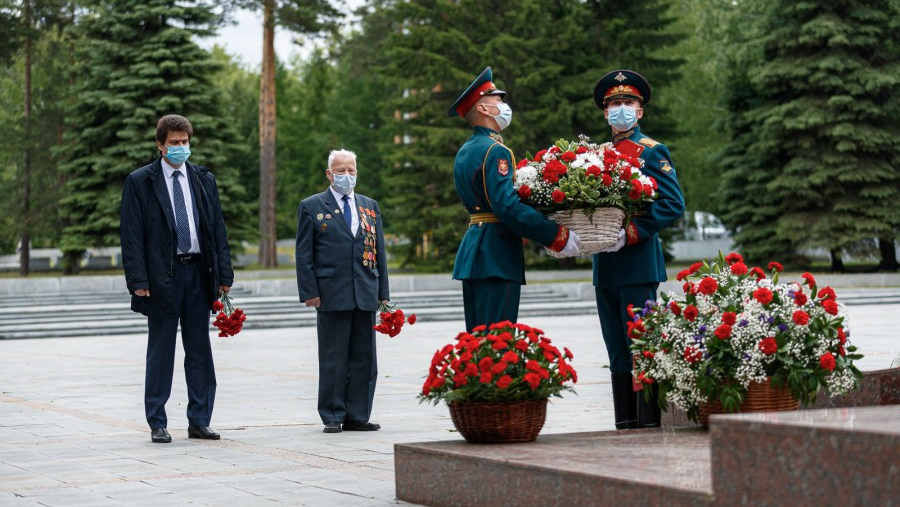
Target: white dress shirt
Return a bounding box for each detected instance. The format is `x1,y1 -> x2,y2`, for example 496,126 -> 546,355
329,186 -> 359,236
161,158 -> 200,254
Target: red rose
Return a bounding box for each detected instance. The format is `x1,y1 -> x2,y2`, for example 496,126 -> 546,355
792,310 -> 810,325
794,291 -> 808,306
560,151 -> 576,162
683,346 -> 702,364
725,252 -> 744,265
721,312 -> 737,325
753,287 -> 773,305
601,174 -> 613,186
714,324 -> 732,340
822,299 -> 839,315
551,189 -> 566,203
768,261 -> 784,272
683,305 -> 699,322
730,262 -> 748,275
496,375 -> 513,389
819,352 -> 836,372
758,337 -> 778,355
698,277 -> 718,295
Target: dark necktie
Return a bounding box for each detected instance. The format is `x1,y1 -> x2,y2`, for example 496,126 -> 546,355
342,195 -> 352,230
172,171 -> 191,253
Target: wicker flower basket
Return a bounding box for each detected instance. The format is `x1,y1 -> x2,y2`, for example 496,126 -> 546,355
545,207 -> 625,258
698,377 -> 800,426
448,399 -> 548,443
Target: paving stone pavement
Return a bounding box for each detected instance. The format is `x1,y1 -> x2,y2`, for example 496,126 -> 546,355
0,304 -> 897,506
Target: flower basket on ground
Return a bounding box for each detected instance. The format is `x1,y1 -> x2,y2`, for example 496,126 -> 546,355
629,251 -> 863,425
515,135 -> 656,256
419,321 -> 577,443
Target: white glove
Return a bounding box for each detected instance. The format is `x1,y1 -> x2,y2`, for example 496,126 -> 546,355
559,230 -> 581,257
598,228 -> 626,253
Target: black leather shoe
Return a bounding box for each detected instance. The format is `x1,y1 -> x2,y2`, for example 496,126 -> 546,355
187,425 -> 220,440
323,422 -> 342,433
342,421 -> 380,431
151,428 -> 171,443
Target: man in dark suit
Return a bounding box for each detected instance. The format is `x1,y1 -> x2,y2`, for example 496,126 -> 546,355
120,114 -> 234,443
295,149 -> 389,434
448,66 -> 581,332
591,70 -> 685,429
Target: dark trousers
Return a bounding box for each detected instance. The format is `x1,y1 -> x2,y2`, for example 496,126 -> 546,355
316,309 -> 378,425
144,261 -> 216,429
461,278 -> 522,332
594,283 -> 659,374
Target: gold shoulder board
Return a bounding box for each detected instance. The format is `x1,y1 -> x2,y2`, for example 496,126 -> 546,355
639,137 -> 659,148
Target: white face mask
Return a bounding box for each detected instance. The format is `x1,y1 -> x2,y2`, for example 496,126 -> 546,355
486,102 -> 513,131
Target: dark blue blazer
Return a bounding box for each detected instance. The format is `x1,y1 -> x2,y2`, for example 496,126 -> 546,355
295,189 -> 389,311
120,158 -> 234,317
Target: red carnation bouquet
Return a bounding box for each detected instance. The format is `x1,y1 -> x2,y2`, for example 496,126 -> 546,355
373,301 -> 416,337
212,291 -> 246,337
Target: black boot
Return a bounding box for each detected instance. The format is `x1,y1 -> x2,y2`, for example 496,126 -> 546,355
636,383 -> 661,428
610,373 -> 638,429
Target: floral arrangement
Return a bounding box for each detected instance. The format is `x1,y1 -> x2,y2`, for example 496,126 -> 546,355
418,321 -> 577,404
212,291 -> 245,337
373,301 -> 416,337
515,135 -> 656,218
629,251 -> 863,423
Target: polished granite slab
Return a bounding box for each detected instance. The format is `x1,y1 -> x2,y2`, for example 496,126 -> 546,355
395,427 -> 714,507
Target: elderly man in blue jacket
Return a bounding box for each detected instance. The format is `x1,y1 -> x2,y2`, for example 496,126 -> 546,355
295,149 -> 390,434
120,114 -> 234,443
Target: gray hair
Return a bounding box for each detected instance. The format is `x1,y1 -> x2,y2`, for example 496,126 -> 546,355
327,149 -> 357,169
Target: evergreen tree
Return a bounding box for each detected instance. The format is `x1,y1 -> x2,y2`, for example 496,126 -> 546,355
57,0 -> 251,273
717,0 -> 900,268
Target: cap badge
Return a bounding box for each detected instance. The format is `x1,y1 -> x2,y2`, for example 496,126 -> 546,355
614,72 -> 627,82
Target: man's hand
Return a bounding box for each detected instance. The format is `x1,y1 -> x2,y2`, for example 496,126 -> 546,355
559,231 -> 581,257
599,228 -> 626,253
305,297 -> 321,308
220,285 -> 231,294
134,289 -> 150,297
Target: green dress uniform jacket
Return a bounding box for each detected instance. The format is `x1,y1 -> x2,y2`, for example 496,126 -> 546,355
452,126 -> 566,284
592,126 -> 685,288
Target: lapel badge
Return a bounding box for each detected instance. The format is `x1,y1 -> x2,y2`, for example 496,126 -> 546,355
321,223 -> 327,230
334,208 -> 340,215
325,213 -> 332,219
316,213 -> 324,221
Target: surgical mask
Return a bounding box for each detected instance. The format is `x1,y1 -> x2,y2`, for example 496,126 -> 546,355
332,173 -> 356,195
164,145 -> 191,165
607,105 -> 638,131
487,102 -> 513,131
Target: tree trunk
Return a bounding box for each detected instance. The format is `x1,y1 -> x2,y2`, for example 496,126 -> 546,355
878,237 -> 898,271
258,0 -> 278,268
829,248 -> 844,272
19,0 -> 32,277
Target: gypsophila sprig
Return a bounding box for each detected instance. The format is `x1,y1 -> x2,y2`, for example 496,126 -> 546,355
629,251 -> 863,424
418,321 -> 577,405
515,135 -> 656,220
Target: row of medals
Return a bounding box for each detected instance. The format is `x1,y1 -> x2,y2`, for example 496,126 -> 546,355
360,206 -> 377,268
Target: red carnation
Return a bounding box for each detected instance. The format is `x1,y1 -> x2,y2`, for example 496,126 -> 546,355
819,352 -> 836,372
586,165 -> 602,177
517,185 -> 532,199
408,314 -> 417,324
533,149 -> 547,162
684,346 -> 702,364
792,310 -> 810,326
689,262 -> 703,273
698,277 -> 718,295
802,272 -> 816,287
794,291 -> 808,306
749,267 -> 766,281
683,305 -> 699,322
768,261 -> 784,272
721,312 -> 737,325
601,174 -> 613,186
576,146 -> 588,154
551,189 -> 566,203
523,372 -> 541,390
724,252 -> 744,265
502,351 -> 520,364
714,324 -> 732,340
730,262 -> 748,275
516,158 -> 529,169
837,327 -> 846,344
753,287 -> 773,305
496,375 -> 513,389
669,301 -> 681,316
676,269 -> 691,281
822,299 -> 839,315
817,287 -> 836,300
560,151 -> 576,162
758,337 -> 778,356
628,179 -> 643,200
212,300 -> 224,311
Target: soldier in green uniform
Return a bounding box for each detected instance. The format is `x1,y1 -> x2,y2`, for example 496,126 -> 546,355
448,67 -> 581,332
591,70 -> 685,429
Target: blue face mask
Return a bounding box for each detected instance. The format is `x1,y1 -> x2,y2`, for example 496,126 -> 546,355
607,105 -> 638,131
165,145 -> 191,165
332,173 -> 356,195
487,102 -> 513,131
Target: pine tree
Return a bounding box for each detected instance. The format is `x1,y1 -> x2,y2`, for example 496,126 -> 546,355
57,0 -> 251,273
717,0 -> 900,268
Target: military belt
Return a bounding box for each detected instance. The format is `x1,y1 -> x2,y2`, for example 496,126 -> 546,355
469,213 -> 501,226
